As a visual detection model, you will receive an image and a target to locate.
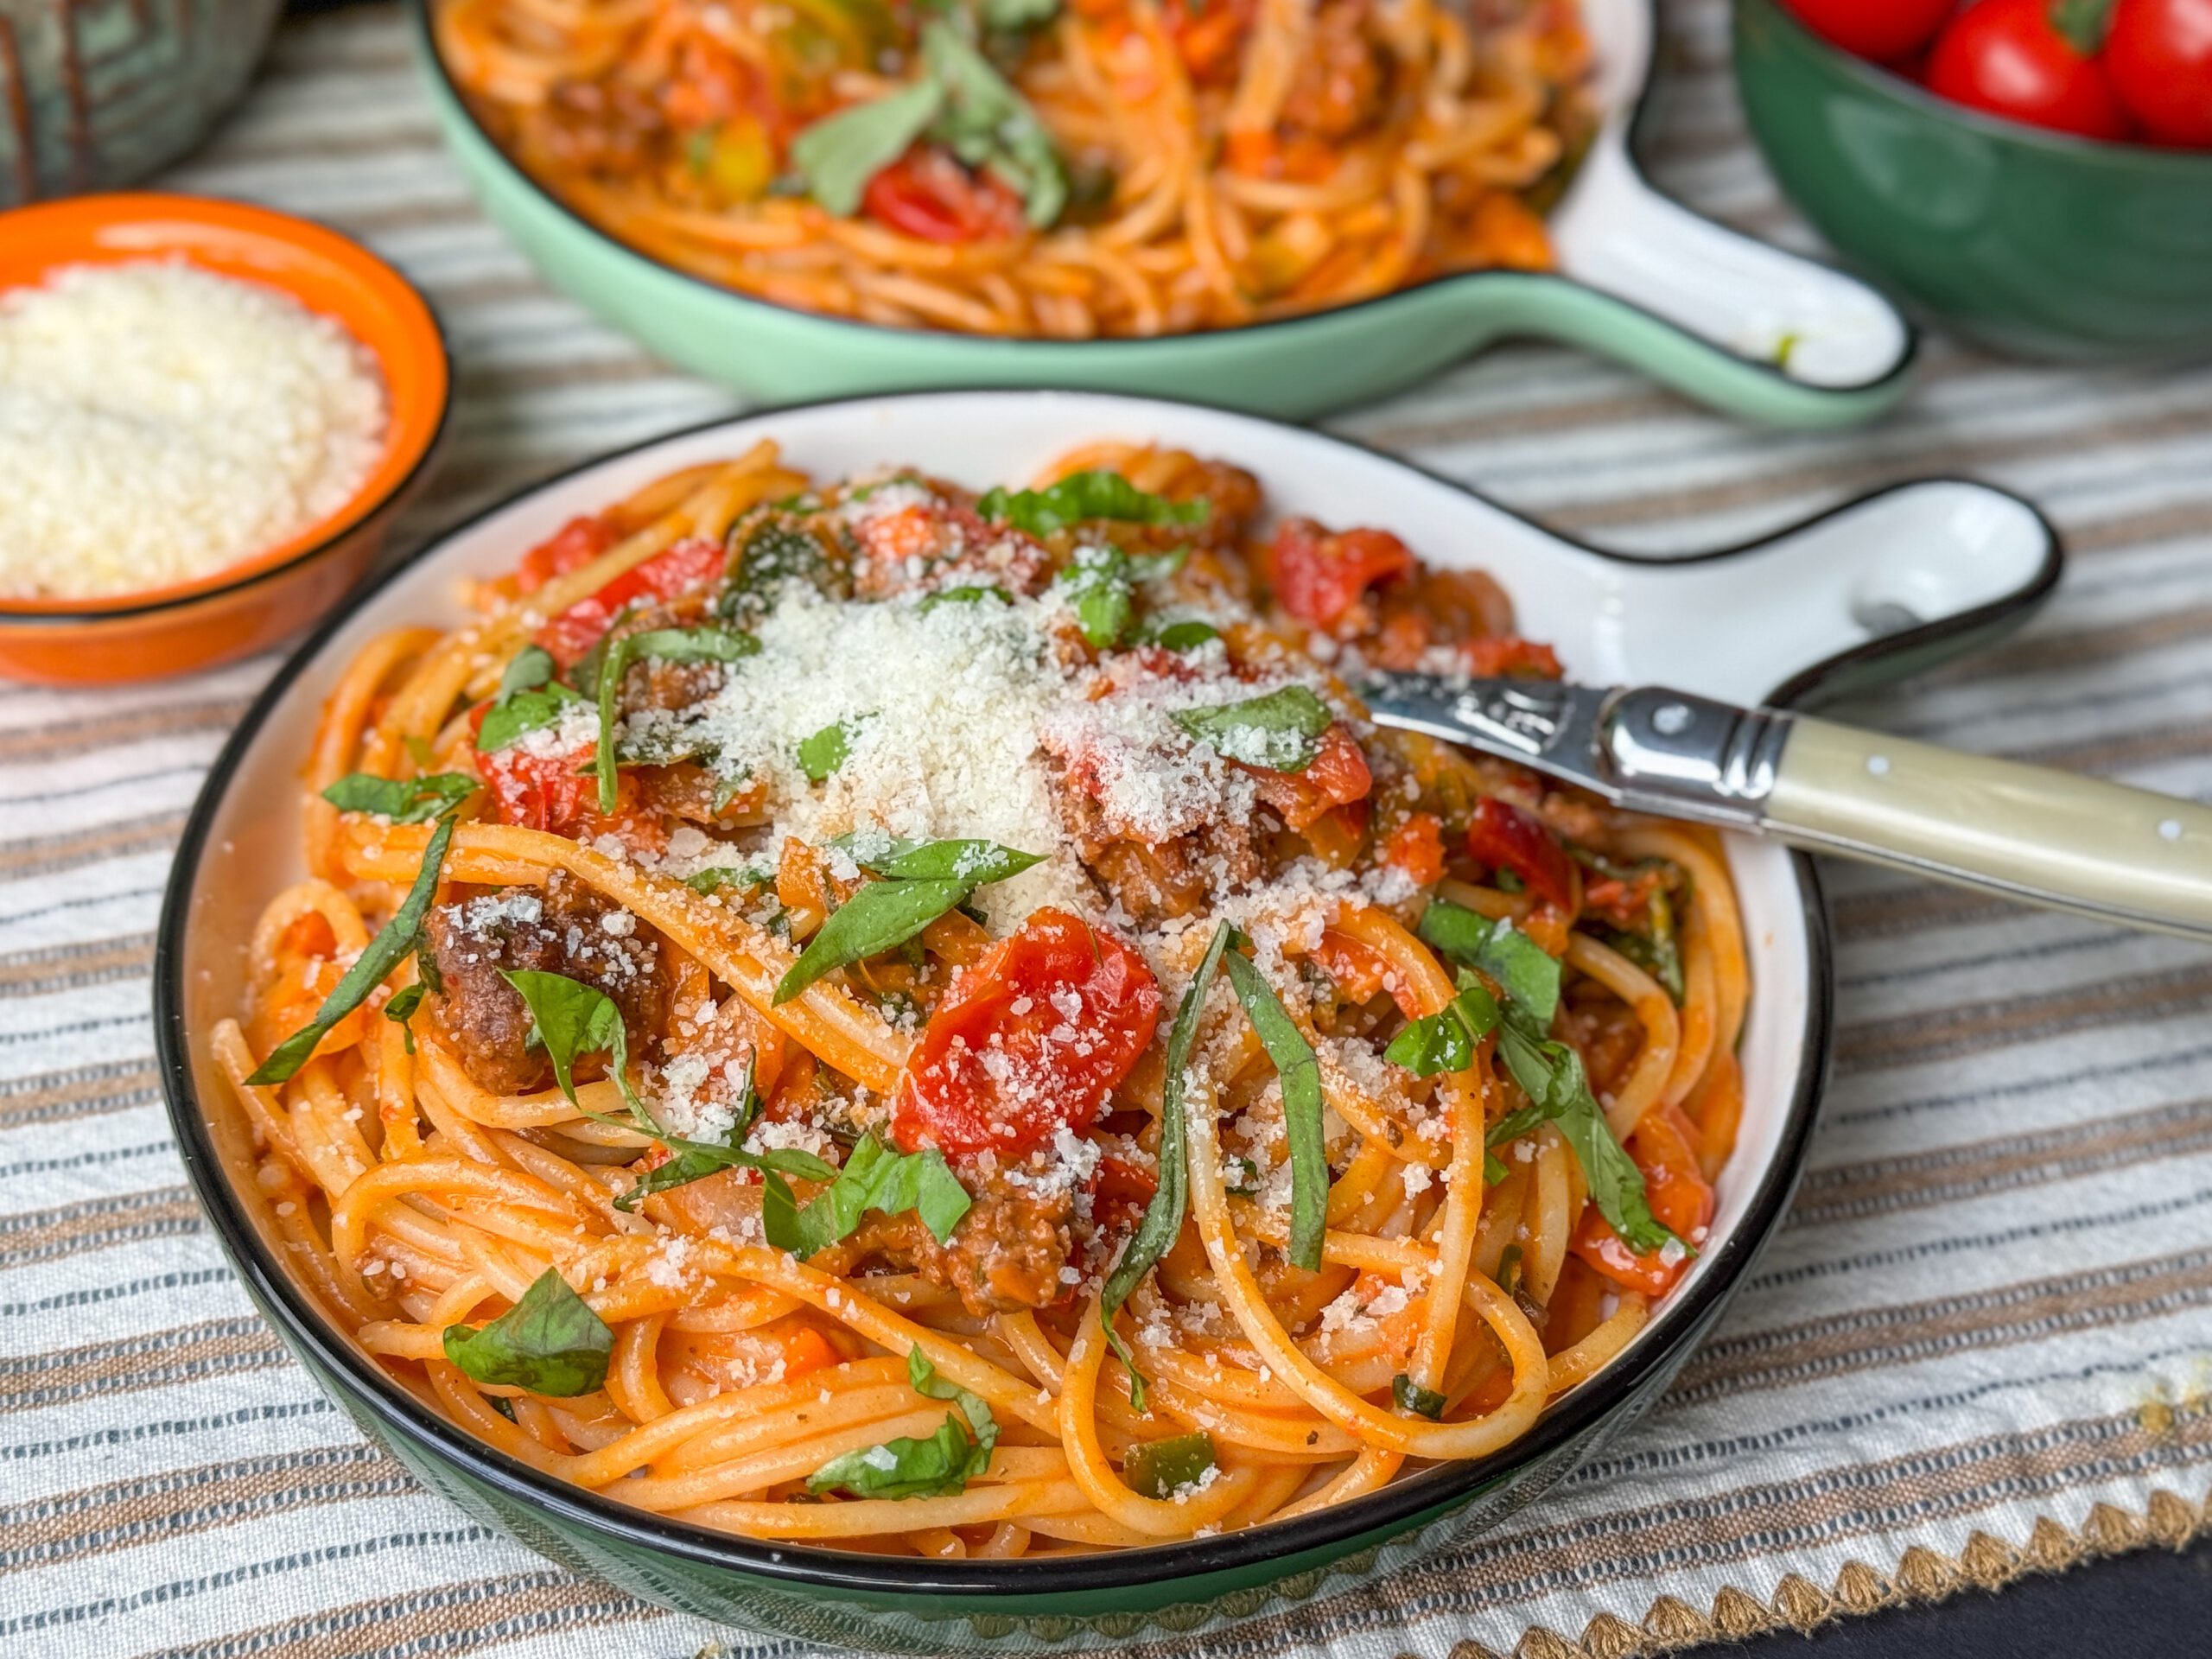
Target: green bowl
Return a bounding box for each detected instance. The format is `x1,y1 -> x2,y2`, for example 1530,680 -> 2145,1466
406,0 -> 1916,424
1734,0 -> 2212,363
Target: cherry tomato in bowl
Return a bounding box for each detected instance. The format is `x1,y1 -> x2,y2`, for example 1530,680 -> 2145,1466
1924,0 -> 2133,139
1781,0 -> 1957,61
2103,0 -> 2212,146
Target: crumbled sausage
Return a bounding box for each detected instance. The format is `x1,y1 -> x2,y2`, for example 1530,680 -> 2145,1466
423,868 -> 671,1096
851,1161 -> 1076,1317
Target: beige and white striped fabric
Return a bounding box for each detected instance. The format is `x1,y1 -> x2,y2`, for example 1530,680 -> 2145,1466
6,1 -> 2210,1653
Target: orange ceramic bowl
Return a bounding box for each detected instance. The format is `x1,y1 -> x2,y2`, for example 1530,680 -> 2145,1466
0,194 -> 451,685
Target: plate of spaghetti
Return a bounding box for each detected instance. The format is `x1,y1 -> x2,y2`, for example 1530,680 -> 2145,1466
159,393 -> 2061,1649
412,0 -> 1912,423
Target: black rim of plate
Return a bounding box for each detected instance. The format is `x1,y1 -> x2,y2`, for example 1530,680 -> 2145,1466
155,386 -> 2062,1599
0,193 -> 456,629
401,0 -> 1917,400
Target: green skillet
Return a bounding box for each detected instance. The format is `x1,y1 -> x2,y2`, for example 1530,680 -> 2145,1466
407,0 -> 1915,424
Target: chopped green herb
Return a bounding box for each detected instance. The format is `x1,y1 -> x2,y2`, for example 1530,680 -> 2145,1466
977,470 -> 1209,537
788,78 -> 944,217
797,719 -> 855,783
247,812 -> 460,1085
1391,1374 -> 1446,1420
1223,946 -> 1326,1272
918,583 -> 1010,612
1103,920 -> 1231,1409
764,1130 -> 970,1255
1415,900 -> 1560,1022
807,1348 -> 998,1498
682,865 -> 770,894
1382,972 -> 1501,1077
593,626 -> 758,813
834,835 -> 1045,885
441,1268 -> 612,1397
1056,545 -> 1135,647
1137,617 -> 1220,651
773,839 -> 1041,1003
1172,685 -> 1335,773
321,772 -> 477,825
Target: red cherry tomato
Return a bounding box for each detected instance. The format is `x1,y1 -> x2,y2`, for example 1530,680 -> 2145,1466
1925,0 -> 2132,139
1782,0 -> 1957,61
469,709 -> 604,837
2105,0 -> 2212,145
1243,722 -> 1375,831
1568,1103 -> 1714,1296
863,149 -> 1026,244
534,536 -> 728,667
1265,518 -> 1416,634
892,908 -> 1163,1160
516,516 -> 618,594
1464,797 -> 1576,911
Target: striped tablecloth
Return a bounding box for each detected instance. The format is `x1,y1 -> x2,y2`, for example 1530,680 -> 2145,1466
7,2 -> 2211,1653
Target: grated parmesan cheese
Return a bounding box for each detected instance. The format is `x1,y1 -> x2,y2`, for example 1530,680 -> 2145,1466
0,259 -> 388,600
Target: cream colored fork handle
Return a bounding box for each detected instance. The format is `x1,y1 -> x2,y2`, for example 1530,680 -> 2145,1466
1764,717 -> 2212,941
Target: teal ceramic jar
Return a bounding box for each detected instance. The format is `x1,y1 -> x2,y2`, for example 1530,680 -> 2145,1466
0,0 -> 282,204
1733,0 -> 2212,363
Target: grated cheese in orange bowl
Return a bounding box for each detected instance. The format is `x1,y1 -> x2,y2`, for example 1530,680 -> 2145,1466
0,259 -> 389,602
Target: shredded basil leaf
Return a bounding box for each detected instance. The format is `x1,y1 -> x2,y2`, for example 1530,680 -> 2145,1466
1223,946 -> 1326,1272
921,23 -> 1066,226
977,470 -> 1210,538
1486,1015 -> 1683,1259
797,719 -> 855,783
980,0 -> 1060,31
773,839 -> 1041,1003
1123,1431 -> 1217,1499
1602,888 -> 1686,1005
835,835 -> 1045,885
1138,617 -> 1219,651
765,1131 -> 971,1256
1103,920 -> 1231,1409
247,813 -> 459,1085
475,679 -> 586,755
683,864 -> 770,894
919,584 -> 1010,612
789,78 -> 944,216
321,772 -> 477,825
1172,685 -> 1335,773
1055,545 -> 1135,647
442,1268 -> 612,1396
593,626 -> 758,813
610,1058 -> 835,1213
807,1348 -> 998,1498
1415,900 -> 1561,1023
1382,973 -> 1501,1077
385,982 -> 425,1055
1391,1374 -> 1446,1420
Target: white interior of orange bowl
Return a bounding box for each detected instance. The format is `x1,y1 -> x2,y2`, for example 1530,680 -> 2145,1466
176,391 -> 1815,1432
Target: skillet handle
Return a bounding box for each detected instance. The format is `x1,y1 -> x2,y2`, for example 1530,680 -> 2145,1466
1545,137 -> 1915,428
1763,718 -> 2212,942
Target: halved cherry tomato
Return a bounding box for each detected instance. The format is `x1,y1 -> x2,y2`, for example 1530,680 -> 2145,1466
1265,518 -> 1416,634
517,516 -> 619,594
1925,0 -> 2132,139
892,908 -> 1163,1160
2105,0 -> 2212,145
1465,797 -> 1576,910
1380,812 -> 1447,887
1461,636 -> 1564,680
1311,928 -> 1395,1006
1781,0 -> 1955,61
534,536 -> 728,667
468,705 -> 642,840
1569,1103 -> 1714,1296
863,148 -> 1026,244
1243,722 -> 1374,830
